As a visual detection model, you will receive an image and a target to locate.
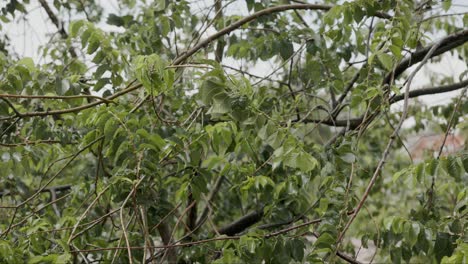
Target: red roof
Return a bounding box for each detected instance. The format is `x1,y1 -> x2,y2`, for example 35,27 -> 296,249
409,134 -> 465,161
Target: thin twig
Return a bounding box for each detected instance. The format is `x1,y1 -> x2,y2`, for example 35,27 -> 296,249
0,82 -> 142,121
337,40 -> 442,244
0,93 -> 114,103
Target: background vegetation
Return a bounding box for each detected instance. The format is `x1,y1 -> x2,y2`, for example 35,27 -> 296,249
0,0 -> 467,263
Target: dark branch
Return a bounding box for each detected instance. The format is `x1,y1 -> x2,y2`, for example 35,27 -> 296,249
298,79 -> 468,128
195,175 -> 225,229
383,29 -> 468,85
390,79 -> 468,103
336,251 -> 363,264
38,0 -> 77,58
298,117 -> 363,129
301,28 -> 468,129
218,209 -> 264,236
313,232 -> 364,264
0,98 -> 22,117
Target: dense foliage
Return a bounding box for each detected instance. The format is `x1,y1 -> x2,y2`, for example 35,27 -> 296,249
0,0 -> 467,263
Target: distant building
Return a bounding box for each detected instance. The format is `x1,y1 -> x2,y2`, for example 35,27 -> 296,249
408,134 -> 465,162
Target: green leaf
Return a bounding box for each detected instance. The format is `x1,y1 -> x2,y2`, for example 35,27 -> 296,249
137,129 -> 166,150
392,168 -> 409,183
87,33 -> 101,54
213,248 -> 241,264
266,131 -> 284,149
425,159 -> 438,176
391,217 -> 404,234
441,243 -> 468,264
246,0 -> 254,11
160,16 -> 171,35
390,246 -> 402,264
107,14 -> 124,27
340,153 -> 355,163
94,78 -> 109,91
103,118 -> 117,140
199,77 -> 226,105
254,175 -> 274,189
154,0 -> 166,11
315,232 -> 335,250
403,221 -> 419,247
92,51 -> 107,64
8,73 -> 23,90
279,40 -> 294,60
316,198 -> 329,215
207,122 -> 234,155
133,54 -> 166,93
55,78 -> 70,95
80,28 -> 92,47
288,239 -> 305,261
296,151 -> 318,172
17,57 -> 35,72
414,163 -> 425,182
434,232 -> 457,262
377,52 -> 393,70
201,155 -> 226,170
56,254 -> 72,263
343,6 -> 353,24
114,140 -> 130,164
28,254 -> 58,264
0,15 -> 10,23
209,92 -> 232,114
70,20 -> 85,37
94,64 -> 109,79
389,45 -> 402,59
442,0 -> 452,11
353,6 -> 365,23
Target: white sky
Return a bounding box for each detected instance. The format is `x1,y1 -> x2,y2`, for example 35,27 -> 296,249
1,0 -> 467,107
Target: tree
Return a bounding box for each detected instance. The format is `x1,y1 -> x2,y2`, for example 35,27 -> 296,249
0,0 -> 467,263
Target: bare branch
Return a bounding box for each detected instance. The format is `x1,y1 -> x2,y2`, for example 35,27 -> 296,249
383,29 -> 468,85
0,93 -> 115,103
0,82 -> 141,121
390,79 -> 468,103
38,0 -> 77,58
337,39 -> 443,244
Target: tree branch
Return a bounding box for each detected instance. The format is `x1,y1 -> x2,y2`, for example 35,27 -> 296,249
173,4 -> 390,65
390,79 -> 468,103
73,216 -> 361,264
383,29 -> 468,85
218,209 -> 264,236
310,232 -> 363,264
338,39 -> 443,245
195,175 -> 225,229
300,28 -> 468,129
214,0 -> 225,63
297,117 -> 362,129
342,30 -> 468,131
0,93 -> 114,103
157,222 -> 177,263
0,4 -> 393,122
0,82 -> 141,121
38,0 -> 77,58
290,75 -> 467,128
